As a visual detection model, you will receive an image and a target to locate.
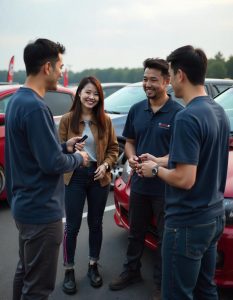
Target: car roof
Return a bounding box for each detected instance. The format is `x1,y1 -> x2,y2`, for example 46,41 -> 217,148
123,78 -> 233,87
101,82 -> 129,87
204,78 -> 233,84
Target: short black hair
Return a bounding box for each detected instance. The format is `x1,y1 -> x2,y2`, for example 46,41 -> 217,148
24,38 -> 65,75
167,45 -> 207,85
143,58 -> 169,77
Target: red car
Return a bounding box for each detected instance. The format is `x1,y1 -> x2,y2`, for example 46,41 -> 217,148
113,87 -> 233,288
0,84 -> 75,201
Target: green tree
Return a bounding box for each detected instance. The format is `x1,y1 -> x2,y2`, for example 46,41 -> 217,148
207,60 -> 227,78
214,51 -> 225,62
226,56 -> 233,79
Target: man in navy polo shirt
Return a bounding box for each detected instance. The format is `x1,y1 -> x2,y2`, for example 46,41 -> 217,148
139,46 -> 230,299
109,58 -> 183,298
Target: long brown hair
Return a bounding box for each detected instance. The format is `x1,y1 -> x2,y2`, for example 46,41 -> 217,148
70,76 -> 107,139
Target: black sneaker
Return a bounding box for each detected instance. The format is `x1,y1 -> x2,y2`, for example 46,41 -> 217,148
62,269 -> 77,294
87,263 -> 103,288
109,270 -> 142,291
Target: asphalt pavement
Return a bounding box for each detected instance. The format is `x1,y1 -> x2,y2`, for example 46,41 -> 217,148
0,192 -> 232,300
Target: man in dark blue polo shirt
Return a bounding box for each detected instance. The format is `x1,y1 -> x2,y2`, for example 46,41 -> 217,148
109,58 -> 183,298
139,46 -> 230,299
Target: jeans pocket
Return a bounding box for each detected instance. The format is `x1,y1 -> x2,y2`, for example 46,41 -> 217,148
186,221 -> 216,259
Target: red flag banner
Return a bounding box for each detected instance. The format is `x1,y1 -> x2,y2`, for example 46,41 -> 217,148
7,56 -> 14,83
63,68 -> 68,87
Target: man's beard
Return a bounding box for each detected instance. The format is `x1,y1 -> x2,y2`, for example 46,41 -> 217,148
147,89 -> 162,101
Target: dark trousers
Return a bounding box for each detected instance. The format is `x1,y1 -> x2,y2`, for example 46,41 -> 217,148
124,191 -> 164,286
162,215 -> 225,300
13,220 -> 63,300
63,164 -> 110,266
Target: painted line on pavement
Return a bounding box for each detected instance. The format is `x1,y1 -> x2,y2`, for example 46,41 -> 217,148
62,204 -> 115,223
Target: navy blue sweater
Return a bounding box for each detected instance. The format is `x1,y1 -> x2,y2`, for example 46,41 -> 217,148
5,87 -> 83,224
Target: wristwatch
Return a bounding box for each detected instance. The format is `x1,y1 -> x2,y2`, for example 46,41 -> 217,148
152,165 -> 159,177
103,162 -> 109,170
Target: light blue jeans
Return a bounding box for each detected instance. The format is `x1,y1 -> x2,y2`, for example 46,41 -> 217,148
162,215 -> 225,300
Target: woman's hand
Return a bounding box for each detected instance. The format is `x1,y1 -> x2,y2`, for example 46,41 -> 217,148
94,164 -> 107,181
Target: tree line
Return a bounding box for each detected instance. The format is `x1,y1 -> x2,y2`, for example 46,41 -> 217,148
1,52 -> 233,84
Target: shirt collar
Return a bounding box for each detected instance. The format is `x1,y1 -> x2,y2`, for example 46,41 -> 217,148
80,115 -> 97,125
143,94 -> 174,113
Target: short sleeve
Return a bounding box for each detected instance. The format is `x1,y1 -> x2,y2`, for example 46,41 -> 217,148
169,118 -> 201,165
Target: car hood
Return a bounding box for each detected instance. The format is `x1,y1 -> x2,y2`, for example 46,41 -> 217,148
107,113 -> 127,138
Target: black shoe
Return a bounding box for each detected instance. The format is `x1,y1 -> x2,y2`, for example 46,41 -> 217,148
109,270 -> 142,291
62,269 -> 77,295
87,263 -> 103,288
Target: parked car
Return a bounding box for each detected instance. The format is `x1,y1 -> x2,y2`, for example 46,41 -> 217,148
106,78 -> 233,185
0,84 -> 75,201
113,86 -> 233,288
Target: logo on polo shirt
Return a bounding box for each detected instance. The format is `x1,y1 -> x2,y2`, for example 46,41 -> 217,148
158,122 -> 171,129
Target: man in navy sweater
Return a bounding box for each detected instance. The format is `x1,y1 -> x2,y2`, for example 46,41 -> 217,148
5,38 -> 88,300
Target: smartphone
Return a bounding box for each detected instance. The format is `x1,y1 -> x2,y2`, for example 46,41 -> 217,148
73,135 -> 88,152
77,135 -> 88,143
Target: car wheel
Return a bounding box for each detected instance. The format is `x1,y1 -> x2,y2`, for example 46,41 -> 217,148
0,166 -> 5,194
110,141 -> 126,188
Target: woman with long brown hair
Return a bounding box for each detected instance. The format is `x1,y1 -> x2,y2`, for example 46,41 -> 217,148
59,76 -> 118,294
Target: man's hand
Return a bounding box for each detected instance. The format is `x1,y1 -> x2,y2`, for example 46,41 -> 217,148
128,155 -> 141,171
136,160 -> 157,177
139,153 -> 168,167
66,136 -> 86,153
139,153 -> 157,162
76,150 -> 89,166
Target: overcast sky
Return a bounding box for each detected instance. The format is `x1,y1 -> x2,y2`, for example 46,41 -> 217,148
0,0 -> 233,72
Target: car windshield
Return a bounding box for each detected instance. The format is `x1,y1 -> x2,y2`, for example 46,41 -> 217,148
105,85 -> 147,114
104,84 -> 184,114
215,87 -> 233,132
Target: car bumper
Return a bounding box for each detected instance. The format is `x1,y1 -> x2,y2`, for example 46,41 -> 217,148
114,177 -> 233,287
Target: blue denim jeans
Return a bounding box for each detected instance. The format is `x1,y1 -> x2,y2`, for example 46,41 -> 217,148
63,164 -> 110,266
162,215 -> 225,300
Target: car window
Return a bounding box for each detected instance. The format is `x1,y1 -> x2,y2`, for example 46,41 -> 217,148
43,91 -> 73,116
0,91 -> 73,116
215,84 -> 233,94
0,94 -> 13,113
105,86 -> 147,113
103,87 -> 123,98
215,88 -> 233,132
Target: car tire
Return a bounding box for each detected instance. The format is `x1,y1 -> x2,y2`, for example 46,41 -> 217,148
0,166 -> 5,194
